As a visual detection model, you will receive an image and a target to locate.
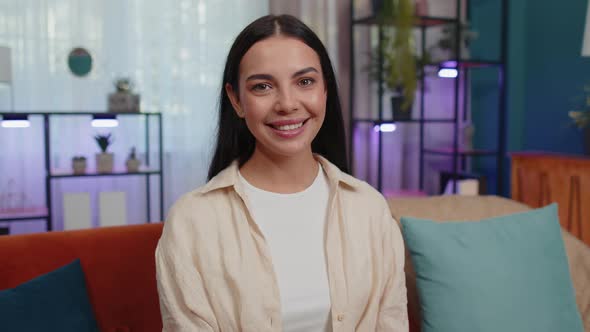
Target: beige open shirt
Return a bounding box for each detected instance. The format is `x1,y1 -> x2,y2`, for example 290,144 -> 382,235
156,156 -> 408,331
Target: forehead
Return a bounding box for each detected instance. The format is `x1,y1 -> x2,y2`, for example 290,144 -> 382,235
239,35 -> 322,77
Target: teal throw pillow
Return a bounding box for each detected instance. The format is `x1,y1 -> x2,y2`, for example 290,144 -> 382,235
0,259 -> 99,332
400,204 -> 583,332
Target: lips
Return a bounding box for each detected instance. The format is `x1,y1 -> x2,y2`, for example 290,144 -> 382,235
266,118 -> 310,138
273,122 -> 304,131
267,118 -> 308,126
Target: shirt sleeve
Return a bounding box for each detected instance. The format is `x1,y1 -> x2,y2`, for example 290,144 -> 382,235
377,200 -> 409,332
155,205 -> 218,332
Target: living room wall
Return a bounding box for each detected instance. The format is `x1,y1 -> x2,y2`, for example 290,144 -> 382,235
471,0 -> 590,196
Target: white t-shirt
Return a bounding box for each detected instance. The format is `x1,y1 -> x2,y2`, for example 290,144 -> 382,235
238,165 -> 331,332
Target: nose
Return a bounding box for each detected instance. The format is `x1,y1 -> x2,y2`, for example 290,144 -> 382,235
275,88 -> 299,113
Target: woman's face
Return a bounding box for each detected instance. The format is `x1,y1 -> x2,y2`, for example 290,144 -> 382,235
226,35 -> 327,159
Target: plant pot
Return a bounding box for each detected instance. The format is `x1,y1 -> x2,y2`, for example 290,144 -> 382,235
391,96 -> 412,121
72,160 -> 87,174
108,92 -> 140,113
125,158 -> 140,173
96,153 -> 114,173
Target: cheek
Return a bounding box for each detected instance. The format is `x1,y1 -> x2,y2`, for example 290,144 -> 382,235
240,94 -> 271,122
303,90 -> 327,118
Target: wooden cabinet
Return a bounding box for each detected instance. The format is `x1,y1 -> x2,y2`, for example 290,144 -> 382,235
511,152 -> 590,246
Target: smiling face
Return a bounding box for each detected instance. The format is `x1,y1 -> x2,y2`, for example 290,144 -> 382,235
225,35 -> 327,160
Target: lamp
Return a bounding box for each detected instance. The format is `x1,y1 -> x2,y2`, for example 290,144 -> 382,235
1,113 -> 30,128
437,60 -> 458,78
582,1 -> 590,56
91,114 -> 119,128
373,123 -> 397,132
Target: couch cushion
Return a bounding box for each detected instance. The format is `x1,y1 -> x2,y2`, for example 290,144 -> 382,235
0,223 -> 164,332
388,195 -> 590,331
400,203 -> 583,332
0,259 -> 99,332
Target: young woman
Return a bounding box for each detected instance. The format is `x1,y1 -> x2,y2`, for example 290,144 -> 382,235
156,14 -> 408,332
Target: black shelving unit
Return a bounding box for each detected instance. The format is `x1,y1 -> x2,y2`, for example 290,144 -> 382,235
0,112 -> 164,232
349,0 -> 507,195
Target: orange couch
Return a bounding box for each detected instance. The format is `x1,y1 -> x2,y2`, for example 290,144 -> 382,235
0,223 -> 164,332
2,196 -> 588,331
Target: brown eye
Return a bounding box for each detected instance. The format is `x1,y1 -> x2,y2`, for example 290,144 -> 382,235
299,78 -> 315,87
252,83 -> 271,91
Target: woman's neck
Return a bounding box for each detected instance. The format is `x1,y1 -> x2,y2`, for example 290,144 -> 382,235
239,147 -> 319,194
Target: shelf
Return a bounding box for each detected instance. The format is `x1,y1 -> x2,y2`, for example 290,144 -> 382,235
0,111 -> 165,231
354,118 -> 456,124
49,169 -> 161,178
353,15 -> 457,27
0,207 -> 48,222
423,148 -> 498,156
458,60 -> 502,68
436,59 -> 503,69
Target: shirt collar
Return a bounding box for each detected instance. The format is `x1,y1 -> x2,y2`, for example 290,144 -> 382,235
198,154 -> 358,195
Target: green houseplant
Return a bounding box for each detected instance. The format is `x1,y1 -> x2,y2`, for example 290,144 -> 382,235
94,133 -> 114,173
372,0 -> 419,118
436,22 -> 479,61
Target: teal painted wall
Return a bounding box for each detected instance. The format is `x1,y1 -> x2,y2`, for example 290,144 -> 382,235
523,0 -> 590,153
471,0 -> 590,196
470,0 -> 503,195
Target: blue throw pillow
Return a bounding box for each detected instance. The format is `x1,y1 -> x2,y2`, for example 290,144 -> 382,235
400,203 -> 583,332
0,259 -> 99,332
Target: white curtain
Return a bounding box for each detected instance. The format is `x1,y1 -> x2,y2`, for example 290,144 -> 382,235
0,0 -> 268,234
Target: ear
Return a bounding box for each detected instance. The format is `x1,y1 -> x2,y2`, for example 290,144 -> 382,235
225,83 -> 244,118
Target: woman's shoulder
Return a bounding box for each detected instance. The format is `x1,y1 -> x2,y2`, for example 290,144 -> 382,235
164,183 -> 232,230
339,173 -> 389,211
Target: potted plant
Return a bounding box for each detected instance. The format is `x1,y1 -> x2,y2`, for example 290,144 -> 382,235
369,0 -> 420,120
435,22 -> 479,61
108,77 -> 140,113
94,133 -> 114,173
125,147 -> 141,172
367,46 -> 432,120
71,156 -> 87,174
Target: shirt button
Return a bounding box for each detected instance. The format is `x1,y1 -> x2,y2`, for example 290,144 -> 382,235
337,314 -> 345,322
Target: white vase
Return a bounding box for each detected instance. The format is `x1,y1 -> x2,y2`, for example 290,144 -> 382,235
96,153 -> 114,173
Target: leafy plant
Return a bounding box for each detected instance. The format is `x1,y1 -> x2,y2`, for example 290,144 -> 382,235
94,133 -> 113,153
569,111 -> 590,129
367,48 -> 433,91
437,22 -> 479,58
114,77 -> 133,93
568,85 -> 590,129
375,0 -> 418,111
128,147 -> 137,160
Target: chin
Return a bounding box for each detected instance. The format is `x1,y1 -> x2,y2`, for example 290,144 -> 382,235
264,141 -> 314,158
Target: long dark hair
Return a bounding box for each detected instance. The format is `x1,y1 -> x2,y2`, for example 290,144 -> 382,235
207,14 -> 348,180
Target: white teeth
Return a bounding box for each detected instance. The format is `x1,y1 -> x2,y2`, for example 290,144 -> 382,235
275,122 -> 303,131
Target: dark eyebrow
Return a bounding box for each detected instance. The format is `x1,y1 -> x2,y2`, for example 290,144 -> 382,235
292,67 -> 319,78
246,74 -> 273,82
245,67 -> 319,82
